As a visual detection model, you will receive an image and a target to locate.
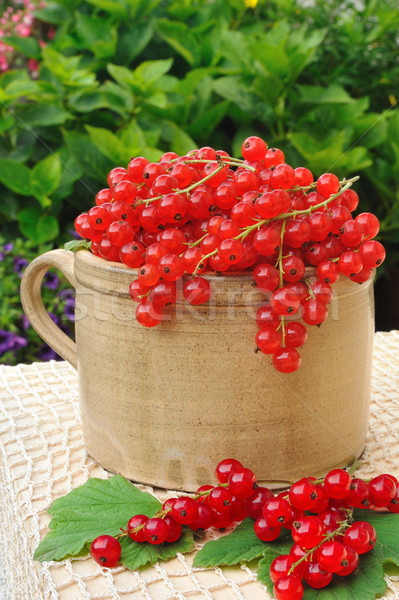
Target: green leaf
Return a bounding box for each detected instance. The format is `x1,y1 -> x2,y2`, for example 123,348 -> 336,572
213,76 -> 267,121
116,21 -> 154,64
297,83 -> 357,105
161,121 -> 196,155
257,548 -> 387,600
75,13 -> 117,59
156,19 -> 200,66
64,240 -> 92,252
17,208 -> 59,244
356,510 -> 399,565
33,3 -> 70,24
4,35 -> 41,59
134,59 -> 174,86
17,105 -> 72,127
63,130 -> 114,183
188,101 -> 229,141
85,125 -> 131,164
85,0 -> 128,18
35,476 -> 161,562
0,159 -> 31,196
120,529 -> 195,571
193,519 -> 288,568
31,155 -> 62,203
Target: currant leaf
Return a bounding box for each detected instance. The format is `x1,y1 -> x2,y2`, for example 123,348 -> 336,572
257,547 -> 386,600
354,510 -> 399,565
193,518 -> 291,568
64,239 -> 92,252
34,476 -> 161,562
120,530 -> 195,571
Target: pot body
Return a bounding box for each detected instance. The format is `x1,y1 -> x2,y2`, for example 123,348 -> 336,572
21,249 -> 374,491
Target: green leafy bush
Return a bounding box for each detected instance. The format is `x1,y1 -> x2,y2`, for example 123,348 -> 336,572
0,0 -> 398,265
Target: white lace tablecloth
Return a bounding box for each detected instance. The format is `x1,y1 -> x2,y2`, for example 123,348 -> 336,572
0,331 -> 399,600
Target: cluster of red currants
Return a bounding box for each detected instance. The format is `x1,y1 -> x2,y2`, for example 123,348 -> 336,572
73,136 -> 386,373
90,459 -> 399,600
257,469 -> 399,600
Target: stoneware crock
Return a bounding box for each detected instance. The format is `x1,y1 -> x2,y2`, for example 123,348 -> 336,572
20,249 -> 374,491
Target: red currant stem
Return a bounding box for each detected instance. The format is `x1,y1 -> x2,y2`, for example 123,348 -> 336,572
288,509 -> 354,574
193,482 -> 229,501
138,289 -> 152,300
193,176 -> 359,275
139,164 -> 226,206
186,233 -> 208,249
304,277 -> 316,300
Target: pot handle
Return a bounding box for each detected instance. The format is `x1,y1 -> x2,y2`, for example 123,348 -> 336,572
20,249 -> 77,369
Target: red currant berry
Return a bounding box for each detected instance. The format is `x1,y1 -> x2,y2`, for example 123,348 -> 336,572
135,300 -> 162,328
243,487 -> 274,519
343,523 -> 371,554
90,535 -> 121,568
358,240 -> 386,268
208,486 -> 233,512
324,469 -> 351,499
301,299 -> 328,326
304,562 -> 333,588
215,458 -> 243,484
188,503 -> 213,532
144,517 -> 169,544
336,545 -> 359,576
316,173 -> 340,198
255,326 -> 281,354
127,514 -> 148,542
183,277 -> 211,305
171,497 -> 199,524
317,541 -> 348,573
284,322 -> 307,348
262,497 -> 292,526
241,136 -> 267,161
289,479 -> 319,511
273,347 -> 301,373
316,260 -> 340,284
273,575 -> 304,600
344,478 -> 370,508
254,516 -> 281,541
270,555 -> 305,583
163,515 -> 182,542
369,474 -> 397,507
228,467 -> 257,499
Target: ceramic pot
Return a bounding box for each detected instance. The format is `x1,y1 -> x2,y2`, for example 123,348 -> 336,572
21,249 -> 374,491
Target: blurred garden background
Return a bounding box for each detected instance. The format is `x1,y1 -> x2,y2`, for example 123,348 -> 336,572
0,0 -> 398,365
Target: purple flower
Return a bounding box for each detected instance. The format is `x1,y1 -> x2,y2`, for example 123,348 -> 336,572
3,243 -> 14,252
0,330 -> 28,357
59,290 -> 76,322
13,256 -> 29,277
37,344 -> 60,361
21,315 -> 30,330
48,312 -> 60,326
68,228 -> 81,240
43,271 -> 60,290
0,252 -> 4,262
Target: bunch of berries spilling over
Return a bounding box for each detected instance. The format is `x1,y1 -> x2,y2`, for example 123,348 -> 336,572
73,136 -> 386,374
90,458 -> 399,600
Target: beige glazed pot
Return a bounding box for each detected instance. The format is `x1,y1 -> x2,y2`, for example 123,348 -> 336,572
21,249 -> 374,491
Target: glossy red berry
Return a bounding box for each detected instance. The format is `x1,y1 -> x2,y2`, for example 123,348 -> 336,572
228,467 -> 257,499
143,517 -> 169,544
324,469 -> 352,499
304,562 -> 333,588
262,497 -> 292,526
215,458 -> 243,484
90,535 -> 121,568
183,277 -> 211,305
163,515 -> 183,542
171,497 -> 199,524
241,136 -> 267,161
135,300 -> 162,328
290,480 -> 319,512
343,522 -> 371,554
273,347 -> 301,373
254,516 -> 281,541
255,326 -> 281,354
270,555 -> 305,583
284,322 -> 307,348
359,240 -> 386,268
292,516 -> 324,548
127,514 -> 149,542
336,545 -> 359,576
273,576 -> 303,600
316,541 -> 348,573
316,173 -> 340,198
368,474 -> 397,507
244,487 -> 274,519
208,487 -> 233,512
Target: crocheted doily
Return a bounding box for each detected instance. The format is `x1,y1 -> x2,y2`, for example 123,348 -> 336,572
0,331 -> 399,600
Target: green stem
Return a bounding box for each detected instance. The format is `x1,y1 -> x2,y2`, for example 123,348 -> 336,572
288,509 -> 354,574
277,219 -> 287,347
